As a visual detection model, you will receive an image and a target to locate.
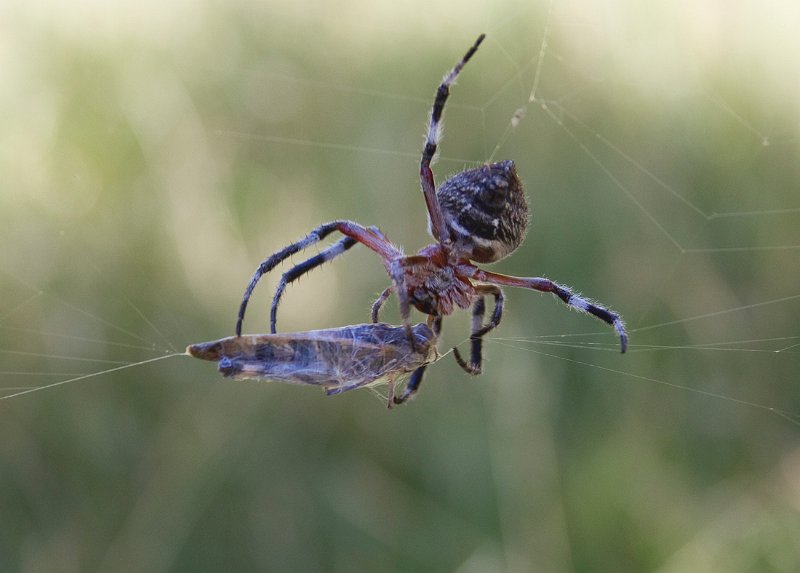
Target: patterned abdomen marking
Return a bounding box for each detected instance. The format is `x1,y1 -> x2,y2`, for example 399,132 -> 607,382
437,160 -> 528,263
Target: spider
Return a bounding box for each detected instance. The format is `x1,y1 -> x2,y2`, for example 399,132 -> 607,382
235,34 -> 627,404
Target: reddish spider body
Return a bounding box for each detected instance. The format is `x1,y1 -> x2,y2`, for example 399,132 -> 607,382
391,246 -> 474,317
235,35 -> 627,404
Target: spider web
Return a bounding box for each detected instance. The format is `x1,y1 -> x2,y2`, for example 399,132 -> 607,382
1,0 -> 799,571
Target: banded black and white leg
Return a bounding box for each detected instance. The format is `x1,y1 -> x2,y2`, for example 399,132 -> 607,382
268,236 -> 356,333
419,34 -> 486,244
460,266 -> 628,352
452,284 -> 504,375
236,221 -> 402,336
268,226 -> 393,333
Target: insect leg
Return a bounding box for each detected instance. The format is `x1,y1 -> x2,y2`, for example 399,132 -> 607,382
386,376 -> 396,409
371,286 -> 394,323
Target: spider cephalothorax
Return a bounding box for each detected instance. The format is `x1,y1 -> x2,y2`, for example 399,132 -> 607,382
236,34 -> 627,404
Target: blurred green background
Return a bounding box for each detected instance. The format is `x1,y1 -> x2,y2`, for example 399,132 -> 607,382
2,0 -> 799,571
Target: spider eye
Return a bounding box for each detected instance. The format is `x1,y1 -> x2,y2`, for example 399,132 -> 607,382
437,160 -> 529,263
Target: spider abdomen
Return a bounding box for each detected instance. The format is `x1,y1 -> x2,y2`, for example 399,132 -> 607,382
437,160 -> 528,263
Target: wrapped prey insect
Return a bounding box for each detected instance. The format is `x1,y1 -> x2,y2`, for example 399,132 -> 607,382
187,321 -> 441,407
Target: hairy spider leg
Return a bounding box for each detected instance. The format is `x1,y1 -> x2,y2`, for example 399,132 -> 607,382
452,284 -> 504,375
371,286 -> 394,323
393,315 -> 442,405
236,220 -> 402,336
393,365 -> 428,406
270,236 -> 357,333
461,266 -> 628,353
452,297 -> 485,374
269,226 -> 394,332
421,34 -> 485,244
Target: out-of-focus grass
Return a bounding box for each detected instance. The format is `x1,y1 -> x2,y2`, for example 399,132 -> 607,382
1,1 -> 799,571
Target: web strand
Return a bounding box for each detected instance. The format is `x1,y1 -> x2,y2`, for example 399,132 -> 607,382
489,339 -> 800,427
0,353 -> 184,401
